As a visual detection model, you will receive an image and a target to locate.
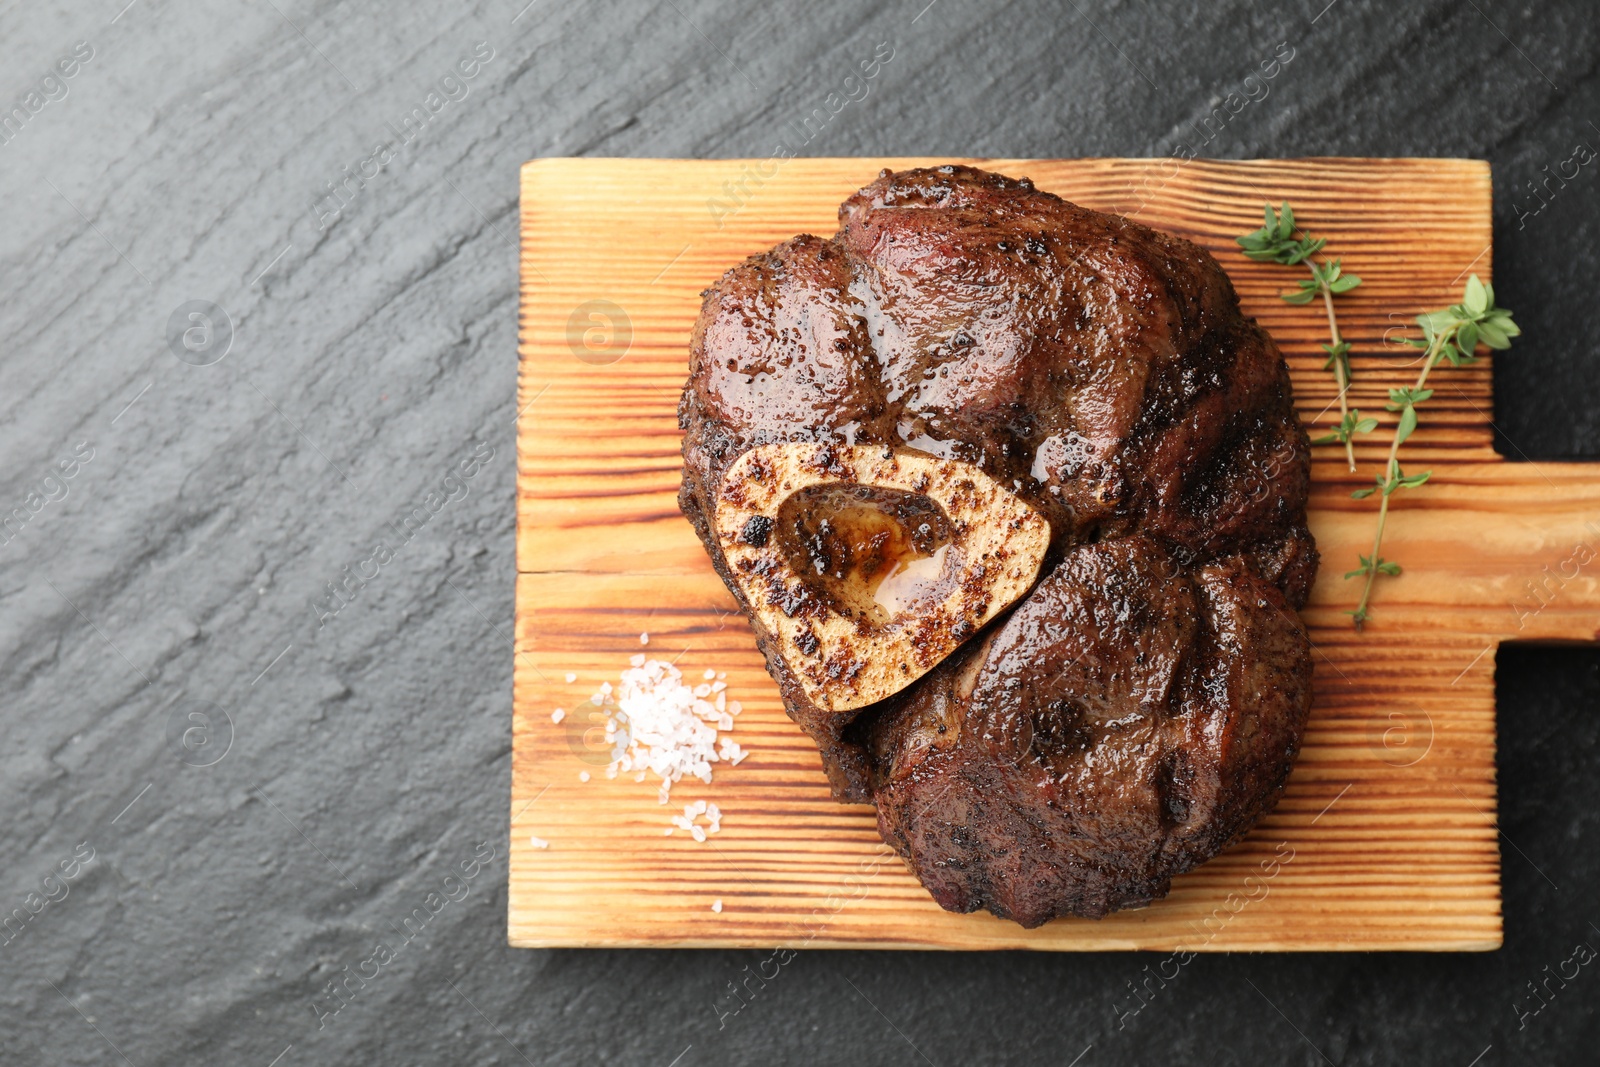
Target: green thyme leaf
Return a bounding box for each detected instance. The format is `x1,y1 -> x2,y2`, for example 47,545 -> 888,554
1464,274 -> 1488,315
1395,404 -> 1418,446
1387,387 -> 1433,408
1477,321 -> 1509,348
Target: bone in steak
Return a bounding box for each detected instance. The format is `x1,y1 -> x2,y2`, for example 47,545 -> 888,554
677,165 -> 1316,925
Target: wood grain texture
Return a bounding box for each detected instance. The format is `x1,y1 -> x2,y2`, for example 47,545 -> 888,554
512,158 -> 1600,951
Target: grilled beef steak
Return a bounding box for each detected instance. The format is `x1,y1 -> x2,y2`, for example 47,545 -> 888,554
677,165 -> 1316,924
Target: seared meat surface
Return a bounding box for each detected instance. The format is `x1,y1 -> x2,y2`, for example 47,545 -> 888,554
678,165 -> 1316,923
868,537 -> 1311,925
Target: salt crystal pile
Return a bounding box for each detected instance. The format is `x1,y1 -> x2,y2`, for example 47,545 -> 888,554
594,657 -> 745,805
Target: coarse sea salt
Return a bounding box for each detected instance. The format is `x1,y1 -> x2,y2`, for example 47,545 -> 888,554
580,658 -> 746,816
529,835 -> 549,849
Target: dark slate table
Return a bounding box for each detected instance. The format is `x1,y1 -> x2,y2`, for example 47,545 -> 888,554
2,1 -> 1596,1063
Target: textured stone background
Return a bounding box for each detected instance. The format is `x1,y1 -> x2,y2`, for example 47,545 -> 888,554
1,0 -> 1597,1064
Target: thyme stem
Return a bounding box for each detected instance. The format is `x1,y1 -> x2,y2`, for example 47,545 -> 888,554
1235,204 -> 1366,466
1349,328 -> 1450,629
1319,282 -> 1356,472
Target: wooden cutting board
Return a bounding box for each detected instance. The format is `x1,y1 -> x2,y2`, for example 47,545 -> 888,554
511,157 -> 1600,951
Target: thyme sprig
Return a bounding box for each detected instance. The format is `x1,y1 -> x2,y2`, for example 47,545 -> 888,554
1237,203 -> 1367,471
1345,274 -> 1520,629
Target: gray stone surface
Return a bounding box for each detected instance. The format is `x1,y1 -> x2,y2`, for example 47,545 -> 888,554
1,0 -> 1596,1063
